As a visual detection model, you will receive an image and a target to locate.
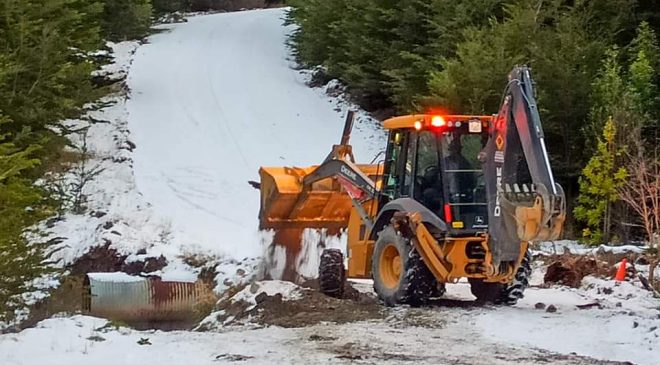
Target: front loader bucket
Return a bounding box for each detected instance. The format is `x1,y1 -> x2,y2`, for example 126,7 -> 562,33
259,166 -> 352,230
258,164 -> 380,230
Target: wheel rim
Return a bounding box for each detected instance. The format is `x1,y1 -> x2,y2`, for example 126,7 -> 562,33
379,244 -> 402,289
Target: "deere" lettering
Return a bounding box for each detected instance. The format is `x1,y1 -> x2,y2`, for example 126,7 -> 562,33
341,165 -> 357,181
494,166 -> 502,217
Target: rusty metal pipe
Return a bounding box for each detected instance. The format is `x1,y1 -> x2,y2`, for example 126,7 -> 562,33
84,273 -> 213,322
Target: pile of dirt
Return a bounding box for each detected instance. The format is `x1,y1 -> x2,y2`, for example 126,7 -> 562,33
199,280 -> 383,330
543,254 -> 617,287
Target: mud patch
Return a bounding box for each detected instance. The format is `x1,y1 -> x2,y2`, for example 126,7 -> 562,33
329,341 -> 427,362
199,280 -> 383,329
15,276 -> 85,331
385,307 -> 448,329
69,243 -> 167,276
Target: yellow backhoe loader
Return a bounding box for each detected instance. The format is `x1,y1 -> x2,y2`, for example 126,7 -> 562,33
257,66 -> 566,305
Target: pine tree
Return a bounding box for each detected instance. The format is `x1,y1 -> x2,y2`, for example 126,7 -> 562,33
576,22 -> 660,244
0,118 -> 54,321
573,118 -> 627,244
101,0 -> 153,41
0,0 -> 104,133
627,22 -> 660,143
153,0 -> 187,14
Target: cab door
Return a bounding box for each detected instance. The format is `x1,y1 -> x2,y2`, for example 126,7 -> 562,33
380,129 -> 415,207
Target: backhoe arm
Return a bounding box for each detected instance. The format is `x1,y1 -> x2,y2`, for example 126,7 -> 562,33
483,66 -> 566,263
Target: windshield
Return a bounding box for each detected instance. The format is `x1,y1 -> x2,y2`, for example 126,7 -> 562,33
441,132 -> 486,204
441,130 -> 488,230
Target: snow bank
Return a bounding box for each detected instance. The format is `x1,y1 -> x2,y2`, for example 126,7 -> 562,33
86,272 -> 145,283
92,41 -> 140,81
535,240 -> 646,255
231,280 -> 304,306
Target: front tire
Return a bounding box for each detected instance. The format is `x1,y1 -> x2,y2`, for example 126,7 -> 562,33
372,225 -> 436,306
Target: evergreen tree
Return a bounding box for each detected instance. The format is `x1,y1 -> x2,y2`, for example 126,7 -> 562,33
101,0 -> 153,41
0,0 -> 139,320
153,0 -> 187,14
627,22 -> 660,143
575,22 -> 660,243
573,118 -> 627,244
0,118 -> 54,321
0,0 -> 104,133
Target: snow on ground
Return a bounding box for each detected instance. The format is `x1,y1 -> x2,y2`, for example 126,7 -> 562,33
126,8 -> 384,278
535,240 -> 646,255
478,274 -> 660,365
0,315 -> 304,365
4,277 -> 657,365
86,272 -> 146,283
230,280 -> 304,306
40,41 -> 220,285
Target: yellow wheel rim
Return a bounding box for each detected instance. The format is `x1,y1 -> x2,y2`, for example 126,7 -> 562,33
379,244 -> 402,289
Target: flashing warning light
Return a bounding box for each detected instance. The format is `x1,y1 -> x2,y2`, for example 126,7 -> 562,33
414,120 -> 423,130
444,203 -> 453,223
431,115 -> 446,127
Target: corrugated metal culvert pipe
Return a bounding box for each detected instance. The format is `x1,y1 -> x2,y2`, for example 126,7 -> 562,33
83,273 -> 215,326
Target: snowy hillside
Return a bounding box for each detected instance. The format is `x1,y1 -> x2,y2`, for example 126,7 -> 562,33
42,8 -> 384,290
126,9 -> 384,267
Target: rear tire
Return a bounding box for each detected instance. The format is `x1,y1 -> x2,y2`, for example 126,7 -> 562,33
469,249 -> 532,305
372,225 -> 436,306
319,249 -> 345,298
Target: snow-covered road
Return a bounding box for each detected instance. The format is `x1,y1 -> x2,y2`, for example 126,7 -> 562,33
127,9 -> 383,260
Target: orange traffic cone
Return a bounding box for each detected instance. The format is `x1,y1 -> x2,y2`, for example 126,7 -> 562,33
614,258 -> 628,281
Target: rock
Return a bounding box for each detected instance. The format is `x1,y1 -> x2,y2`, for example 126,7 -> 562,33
535,302 -> 546,310
255,292 -> 269,304
215,354 -> 254,361
255,292 -> 282,305
576,302 -> 602,310
546,304 -> 557,313
103,221 -> 114,230
125,140 -> 136,151
236,268 -> 246,277
309,334 -> 337,341
616,302 -> 622,307
633,321 -> 639,328
91,211 -> 107,218
602,287 -> 613,295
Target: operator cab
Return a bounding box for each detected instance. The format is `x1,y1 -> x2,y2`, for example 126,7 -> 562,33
380,115 -> 492,236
